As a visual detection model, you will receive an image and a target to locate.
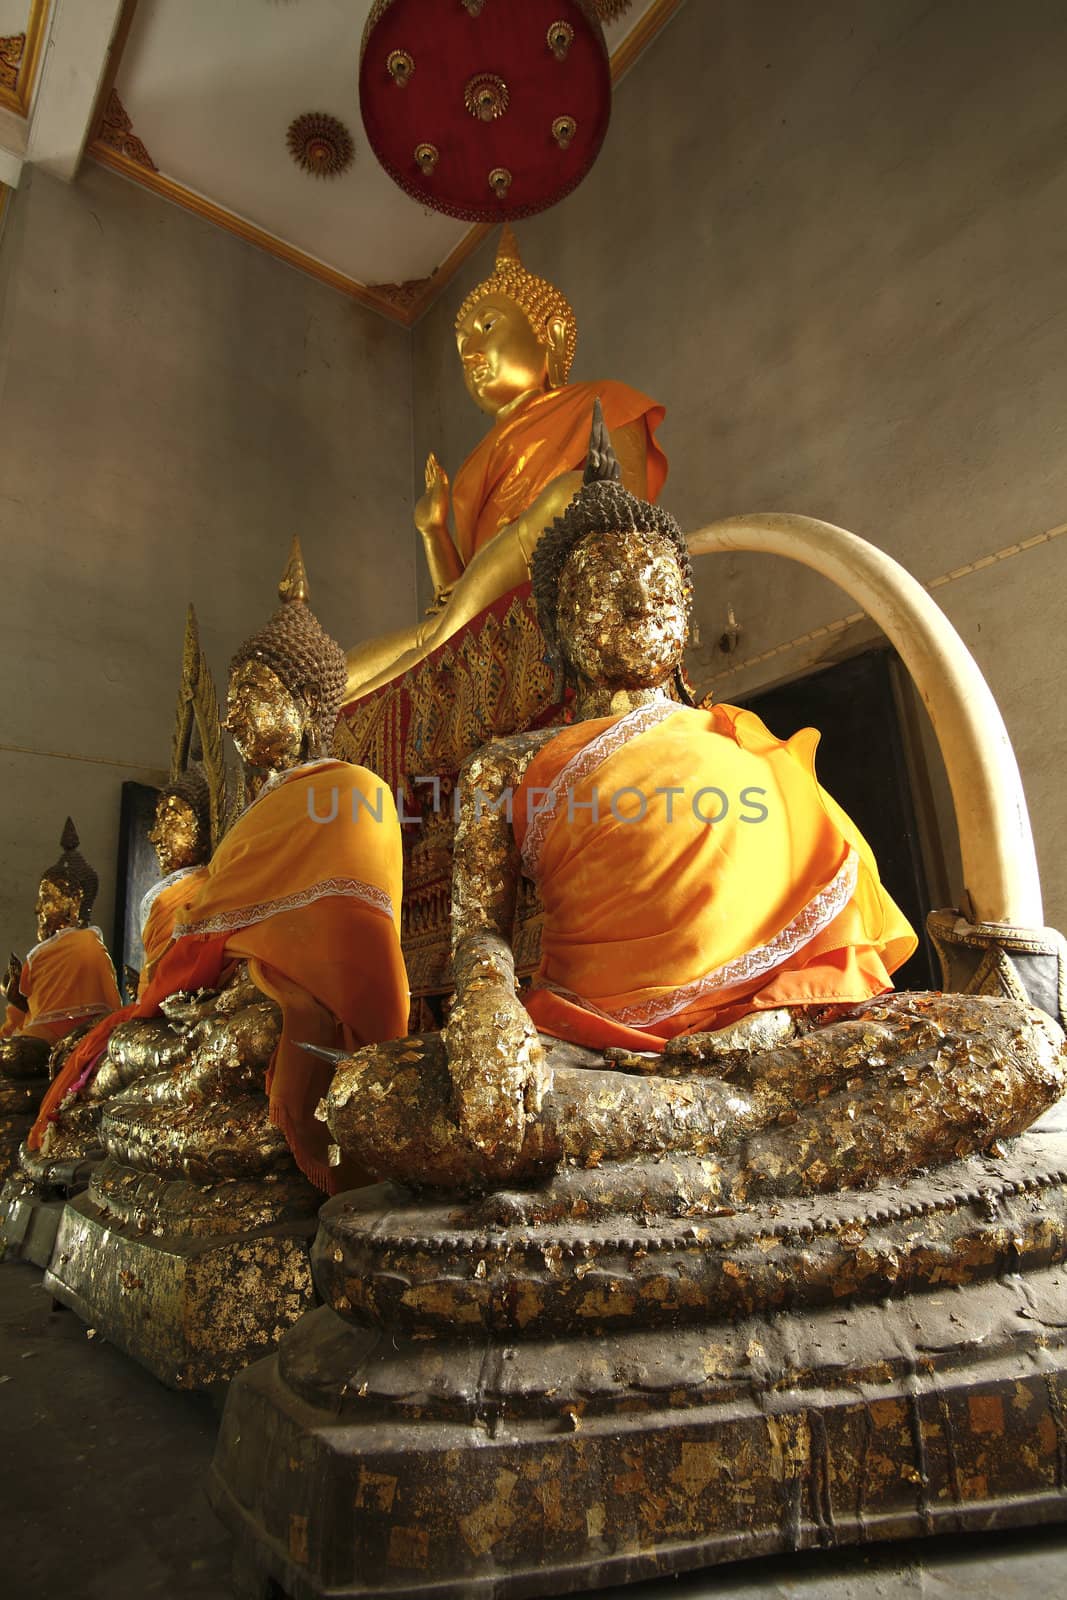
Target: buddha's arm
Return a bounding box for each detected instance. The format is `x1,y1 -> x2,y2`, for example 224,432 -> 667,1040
345,421 -> 650,702
447,733 -> 551,1159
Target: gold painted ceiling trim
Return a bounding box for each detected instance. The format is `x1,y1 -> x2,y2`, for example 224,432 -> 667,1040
0,0 -> 51,118
86,0 -> 684,328
88,142 -> 418,322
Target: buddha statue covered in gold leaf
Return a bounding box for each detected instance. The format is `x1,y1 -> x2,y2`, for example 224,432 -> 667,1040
211,412 -> 1067,1600
320,406 -> 1064,1195
42,540 -> 411,1387
0,822 -> 120,1181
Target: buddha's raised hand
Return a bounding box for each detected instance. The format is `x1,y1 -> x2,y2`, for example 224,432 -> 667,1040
3,952 -> 24,1009
414,451 -> 451,537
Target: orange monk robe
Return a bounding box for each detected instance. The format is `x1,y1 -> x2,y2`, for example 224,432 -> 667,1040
12,927 -> 120,1047
2,1004 -> 24,1038
513,702 -> 916,1052
119,760 -> 407,1193
136,864 -> 211,998
450,379 -> 668,567
29,865 -> 212,1147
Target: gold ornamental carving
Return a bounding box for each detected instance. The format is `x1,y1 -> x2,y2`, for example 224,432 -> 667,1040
552,115 -> 577,149
547,21 -> 574,60
464,71 -> 509,122
98,90 -> 157,172
286,112 -> 355,179
386,48 -> 414,85
414,142 -> 439,176
488,166 -> 512,199
0,33 -> 24,93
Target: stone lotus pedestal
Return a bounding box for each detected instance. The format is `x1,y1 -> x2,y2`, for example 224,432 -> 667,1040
209,1123 -> 1067,1599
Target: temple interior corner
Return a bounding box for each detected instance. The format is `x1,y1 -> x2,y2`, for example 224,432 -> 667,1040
2,3 -> 1067,1598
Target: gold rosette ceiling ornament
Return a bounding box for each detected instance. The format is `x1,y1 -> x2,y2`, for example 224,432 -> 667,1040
358,0 -> 613,222
286,111 -> 355,178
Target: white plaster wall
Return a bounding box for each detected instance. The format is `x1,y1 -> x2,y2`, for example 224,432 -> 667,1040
0,161 -> 415,959
412,0 -> 1067,931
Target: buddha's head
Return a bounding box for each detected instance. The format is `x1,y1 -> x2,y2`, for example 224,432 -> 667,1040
226,537 -> 346,772
36,818 -> 97,943
532,401 -> 693,696
454,226 -> 577,416
148,764 -> 211,876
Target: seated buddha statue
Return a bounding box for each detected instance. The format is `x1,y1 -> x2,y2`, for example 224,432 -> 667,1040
320,406 -> 1065,1196
90,538 -> 409,1196
0,821 -> 120,1178
343,226 -> 667,702
26,761 -> 214,1160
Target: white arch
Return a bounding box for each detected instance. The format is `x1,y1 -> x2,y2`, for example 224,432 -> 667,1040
687,514 -> 1042,927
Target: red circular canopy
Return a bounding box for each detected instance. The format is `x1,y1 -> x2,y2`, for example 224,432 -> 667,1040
359,0 -> 612,223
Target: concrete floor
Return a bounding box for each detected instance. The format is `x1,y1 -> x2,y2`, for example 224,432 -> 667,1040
3,1260 -> 1066,1600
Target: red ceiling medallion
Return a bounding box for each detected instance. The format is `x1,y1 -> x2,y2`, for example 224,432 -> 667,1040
359,0 -> 611,223
286,112 -> 355,179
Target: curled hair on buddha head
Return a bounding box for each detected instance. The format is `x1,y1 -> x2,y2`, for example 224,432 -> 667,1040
40,818 -> 98,922
158,756 -> 212,859
229,536 -> 347,757
531,399 -> 695,699
455,225 -> 578,386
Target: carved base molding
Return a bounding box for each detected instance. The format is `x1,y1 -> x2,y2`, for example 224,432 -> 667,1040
210,1264 -> 1067,1598
45,1189 -> 318,1389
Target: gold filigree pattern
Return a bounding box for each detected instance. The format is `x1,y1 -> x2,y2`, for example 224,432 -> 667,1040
464,72 -> 509,121
0,33 -> 24,92
98,89 -> 157,171
386,48 -> 414,85
286,112 -> 355,178
336,585 -> 559,999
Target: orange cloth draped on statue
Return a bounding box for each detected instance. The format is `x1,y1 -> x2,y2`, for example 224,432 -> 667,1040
2,1004 -> 24,1038
450,379 -> 668,566
513,702 -> 916,1052
136,864 -> 212,998
35,762 -> 407,1190
29,865 -> 212,1146
10,927 -> 120,1047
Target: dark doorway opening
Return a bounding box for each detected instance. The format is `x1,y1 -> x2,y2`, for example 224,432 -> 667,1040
737,649 -> 939,991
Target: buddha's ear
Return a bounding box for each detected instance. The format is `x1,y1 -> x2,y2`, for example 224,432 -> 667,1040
544,315 -> 569,388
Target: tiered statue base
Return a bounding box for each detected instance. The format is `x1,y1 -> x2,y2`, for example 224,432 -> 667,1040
45,1158 -> 321,1388
0,1052 -> 51,1184
0,1145 -> 100,1268
210,1126 -> 1067,1599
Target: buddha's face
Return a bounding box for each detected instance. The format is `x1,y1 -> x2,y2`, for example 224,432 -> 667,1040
35,876 -> 83,943
455,293 -> 549,415
225,659 -> 306,771
557,529 -> 689,691
149,793 -> 203,876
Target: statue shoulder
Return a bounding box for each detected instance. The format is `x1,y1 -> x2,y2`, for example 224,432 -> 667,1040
461,727 -> 554,793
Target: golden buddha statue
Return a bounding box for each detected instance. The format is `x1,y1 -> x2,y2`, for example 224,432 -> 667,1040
25,762 -> 214,1162
211,412 -> 1067,1599
343,226 -> 667,701
321,407 -> 1065,1194
43,539 -> 411,1386
0,822 -> 120,1180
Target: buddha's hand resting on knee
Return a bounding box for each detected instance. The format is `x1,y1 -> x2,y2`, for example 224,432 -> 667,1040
444,981 -> 548,1169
